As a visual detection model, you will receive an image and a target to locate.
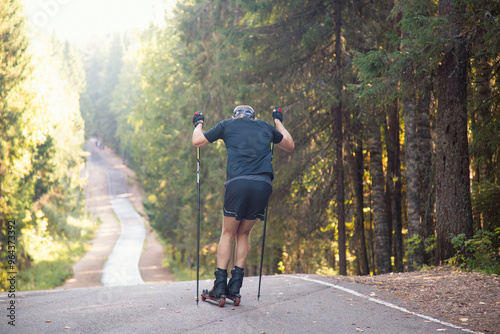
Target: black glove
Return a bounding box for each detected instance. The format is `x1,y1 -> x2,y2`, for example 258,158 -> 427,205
192,111 -> 204,128
272,107 -> 283,123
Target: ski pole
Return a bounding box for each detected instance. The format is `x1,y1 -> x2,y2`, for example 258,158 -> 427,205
257,107 -> 278,301
257,192 -> 271,301
196,147 -> 201,305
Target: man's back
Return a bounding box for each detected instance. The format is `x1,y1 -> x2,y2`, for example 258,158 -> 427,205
204,116 -> 282,181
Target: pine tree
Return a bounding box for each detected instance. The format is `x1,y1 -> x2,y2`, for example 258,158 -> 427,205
435,0 -> 473,262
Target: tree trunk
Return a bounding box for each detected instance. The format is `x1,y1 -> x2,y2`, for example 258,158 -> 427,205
384,176 -> 393,267
405,95 -> 424,270
333,0 -> 346,276
435,0 -> 473,263
472,55 -> 493,231
347,115 -> 370,276
354,131 -> 369,275
368,187 -> 375,272
369,117 -> 391,274
416,82 -> 435,263
386,100 -> 404,272
388,0 -> 404,274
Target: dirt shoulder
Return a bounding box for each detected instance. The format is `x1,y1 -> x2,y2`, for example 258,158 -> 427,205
334,267 -> 500,333
60,146 -> 121,289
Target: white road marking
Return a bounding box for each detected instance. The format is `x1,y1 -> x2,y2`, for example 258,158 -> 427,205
288,275 -> 483,334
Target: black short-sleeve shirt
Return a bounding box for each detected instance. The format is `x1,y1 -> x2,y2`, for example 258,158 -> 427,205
203,116 -> 284,181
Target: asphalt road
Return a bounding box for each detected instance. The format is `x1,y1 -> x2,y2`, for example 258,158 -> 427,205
1,274 -> 478,334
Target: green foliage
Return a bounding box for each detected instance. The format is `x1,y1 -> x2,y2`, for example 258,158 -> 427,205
448,229 -> 500,275
424,235 -> 436,259
32,136 -> 56,202
0,1 -> 91,291
406,234 -> 423,256
0,0 -> 38,282
80,34 -> 125,146
18,214 -> 96,291
350,49 -> 400,109
472,182 -> 500,232
0,0 -> 34,218
19,260 -> 73,291
406,234 -> 437,269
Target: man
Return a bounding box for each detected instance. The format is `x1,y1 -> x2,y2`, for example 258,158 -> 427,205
191,105 -> 294,302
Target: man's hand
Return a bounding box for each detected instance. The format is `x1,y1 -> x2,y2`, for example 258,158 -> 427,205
272,106 -> 294,153
192,111 -> 209,147
272,107 -> 283,123
192,111 -> 204,128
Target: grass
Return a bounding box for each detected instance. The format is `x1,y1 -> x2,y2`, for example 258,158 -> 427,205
155,235 -> 214,282
16,215 -> 99,292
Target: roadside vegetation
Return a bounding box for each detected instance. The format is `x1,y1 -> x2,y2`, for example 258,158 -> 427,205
0,1 -> 93,292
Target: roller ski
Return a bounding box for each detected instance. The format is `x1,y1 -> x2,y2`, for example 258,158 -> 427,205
201,269 -> 227,307
226,266 -> 244,306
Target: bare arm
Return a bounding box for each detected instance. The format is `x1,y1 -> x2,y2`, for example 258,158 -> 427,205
192,123 -> 210,147
274,119 -> 295,152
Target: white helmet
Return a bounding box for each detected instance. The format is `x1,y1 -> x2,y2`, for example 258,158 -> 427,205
233,105 -> 255,119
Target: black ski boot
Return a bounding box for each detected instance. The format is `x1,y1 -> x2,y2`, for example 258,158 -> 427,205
201,268 -> 227,307
227,266 -> 244,306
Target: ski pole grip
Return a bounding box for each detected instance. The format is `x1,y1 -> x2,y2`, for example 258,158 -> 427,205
272,107 -> 283,123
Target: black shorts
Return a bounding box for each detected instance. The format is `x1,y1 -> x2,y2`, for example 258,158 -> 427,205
223,179 -> 273,221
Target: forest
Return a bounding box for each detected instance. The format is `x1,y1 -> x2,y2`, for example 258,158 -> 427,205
1,0 -> 499,291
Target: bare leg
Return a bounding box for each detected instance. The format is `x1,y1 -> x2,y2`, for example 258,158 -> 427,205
217,216 -> 239,270
234,219 -> 257,268
217,217 -> 258,270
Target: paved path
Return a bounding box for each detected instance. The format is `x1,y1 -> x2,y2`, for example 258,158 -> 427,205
100,153 -> 145,286
62,143 -> 171,289
1,275 -> 480,333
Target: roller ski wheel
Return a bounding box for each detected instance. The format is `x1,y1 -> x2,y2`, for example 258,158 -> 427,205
201,289 -> 226,307
227,294 -> 241,306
